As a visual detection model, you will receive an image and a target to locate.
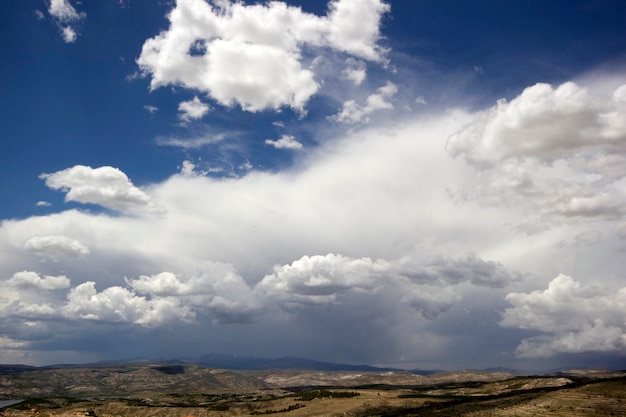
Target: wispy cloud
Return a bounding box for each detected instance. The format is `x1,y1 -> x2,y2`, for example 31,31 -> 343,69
155,133 -> 229,149
331,81 -> 397,123
47,0 -> 85,43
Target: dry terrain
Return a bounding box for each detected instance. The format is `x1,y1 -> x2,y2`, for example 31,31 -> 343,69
1,365 -> 625,416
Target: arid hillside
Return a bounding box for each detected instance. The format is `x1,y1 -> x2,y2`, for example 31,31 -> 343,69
1,364 -> 625,416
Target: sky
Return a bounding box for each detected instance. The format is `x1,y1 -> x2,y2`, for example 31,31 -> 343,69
1,0 -> 626,371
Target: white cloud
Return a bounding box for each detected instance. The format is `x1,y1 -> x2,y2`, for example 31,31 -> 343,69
144,105 -> 158,114
40,165 -> 164,215
129,262 -> 259,324
23,235 -> 90,258
325,0 -> 390,61
415,96 -> 427,105
0,251 -> 515,341
332,81 -> 397,123
342,58 -> 367,85
48,0 -> 82,22
447,80 -> 626,231
265,134 -> 303,150
446,81 -> 626,168
501,274 -> 626,358
61,26 -> 77,43
47,0 -> 85,43
62,281 -> 193,326
180,160 -> 197,177
136,0 -> 390,112
2,79 -> 626,365
36,201 -> 52,207
156,132 -> 227,149
178,96 -> 210,122
256,253 -> 516,318
5,271 -> 70,290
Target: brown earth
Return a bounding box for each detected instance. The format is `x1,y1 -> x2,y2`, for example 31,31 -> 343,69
1,367 -> 625,416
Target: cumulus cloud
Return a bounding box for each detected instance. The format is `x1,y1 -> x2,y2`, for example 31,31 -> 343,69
0,251 -> 516,345
129,262 -> 259,324
447,81 -> 626,168
501,274 -> 626,358
47,0 -> 85,43
5,271 -> 70,290
136,0 -> 390,112
265,134 -> 303,150
332,81 -> 397,123
178,96 -> 210,122
61,281 -> 191,326
40,165 -> 164,215
144,105 -> 158,114
257,254 -> 391,306
447,81 -> 626,230
23,235 -> 90,258
255,254 -> 515,319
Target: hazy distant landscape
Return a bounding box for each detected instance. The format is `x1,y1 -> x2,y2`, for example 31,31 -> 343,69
1,356 -> 625,416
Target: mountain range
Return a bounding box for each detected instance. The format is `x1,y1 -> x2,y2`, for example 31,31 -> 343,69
38,353 -> 442,375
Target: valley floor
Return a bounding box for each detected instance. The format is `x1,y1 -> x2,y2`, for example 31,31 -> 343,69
1,376 -> 626,417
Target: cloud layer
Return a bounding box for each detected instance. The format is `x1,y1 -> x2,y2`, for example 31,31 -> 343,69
2,50 -> 626,366
0,73 -> 626,363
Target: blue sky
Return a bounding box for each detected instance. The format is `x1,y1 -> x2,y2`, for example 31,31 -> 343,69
1,0 -> 626,370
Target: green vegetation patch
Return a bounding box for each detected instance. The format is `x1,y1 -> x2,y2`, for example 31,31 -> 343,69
398,393 -> 466,399
294,389 -> 360,401
250,403 -> 304,414
11,397 -> 85,410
